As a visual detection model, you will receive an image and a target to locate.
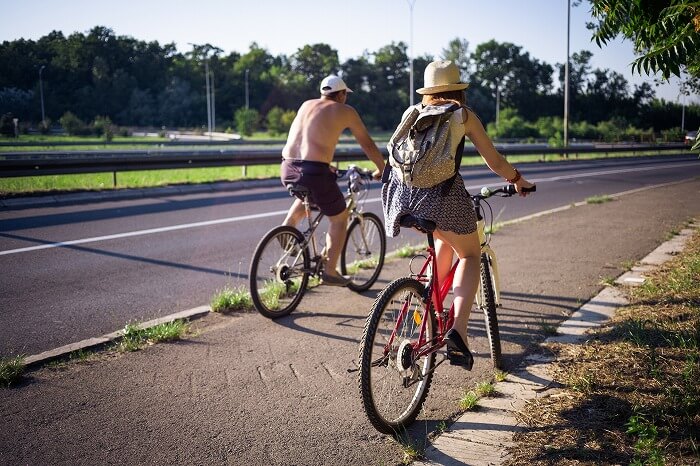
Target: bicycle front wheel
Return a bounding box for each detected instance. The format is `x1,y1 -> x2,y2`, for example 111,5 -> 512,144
358,277 -> 436,434
479,253 -> 502,369
341,212 -> 386,292
249,226 -> 310,319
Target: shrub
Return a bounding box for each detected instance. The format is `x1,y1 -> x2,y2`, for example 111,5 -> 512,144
59,111 -> 89,136
235,108 -> 259,136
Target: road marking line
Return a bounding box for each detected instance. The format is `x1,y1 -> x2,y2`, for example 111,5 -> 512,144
0,209 -> 288,256
1,161 -> 697,256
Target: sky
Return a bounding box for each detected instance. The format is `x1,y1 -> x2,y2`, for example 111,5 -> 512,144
1,0 -> 697,107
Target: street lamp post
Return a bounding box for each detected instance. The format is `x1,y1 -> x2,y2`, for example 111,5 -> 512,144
245,69 -> 249,109
39,65 -> 46,128
205,59 -> 212,140
407,0 -> 416,106
564,0 -> 571,148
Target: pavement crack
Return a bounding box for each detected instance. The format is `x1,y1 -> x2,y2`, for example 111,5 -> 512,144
289,363 -> 300,380
256,365 -> 270,388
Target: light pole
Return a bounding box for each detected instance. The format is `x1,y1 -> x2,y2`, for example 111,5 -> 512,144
245,69 -> 249,109
407,0 -> 416,106
563,0 -> 571,148
495,82 -> 500,130
39,65 -> 46,128
205,58 -> 212,140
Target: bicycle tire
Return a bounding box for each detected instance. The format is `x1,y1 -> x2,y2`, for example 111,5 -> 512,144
479,253 -> 502,369
249,225 -> 310,319
358,277 -> 436,434
341,212 -> 386,292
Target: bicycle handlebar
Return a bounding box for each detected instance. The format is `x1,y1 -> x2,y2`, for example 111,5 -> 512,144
336,164 -> 374,180
477,184 -> 536,199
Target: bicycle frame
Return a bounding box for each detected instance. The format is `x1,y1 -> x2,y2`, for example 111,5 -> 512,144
384,194 -> 506,363
474,204 -> 502,308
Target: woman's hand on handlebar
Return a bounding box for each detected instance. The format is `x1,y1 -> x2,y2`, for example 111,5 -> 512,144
514,177 -> 535,197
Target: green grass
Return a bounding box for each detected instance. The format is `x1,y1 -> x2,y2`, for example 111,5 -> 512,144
585,194 -> 614,204
116,320 -> 189,352
458,390 -> 481,410
0,356 -> 25,388
458,380 -> 497,410
210,286 -> 252,313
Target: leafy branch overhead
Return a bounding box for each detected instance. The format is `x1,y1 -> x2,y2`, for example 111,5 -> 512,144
589,0 -> 700,81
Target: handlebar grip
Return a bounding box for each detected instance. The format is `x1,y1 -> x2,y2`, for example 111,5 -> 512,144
522,185 -> 536,193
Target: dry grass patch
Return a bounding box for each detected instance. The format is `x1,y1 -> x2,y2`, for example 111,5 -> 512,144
505,229 -> 700,466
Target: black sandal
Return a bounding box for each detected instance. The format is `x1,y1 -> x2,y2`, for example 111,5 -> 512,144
445,329 -> 474,370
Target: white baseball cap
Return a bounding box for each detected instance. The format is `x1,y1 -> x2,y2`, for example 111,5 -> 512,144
320,75 -> 353,95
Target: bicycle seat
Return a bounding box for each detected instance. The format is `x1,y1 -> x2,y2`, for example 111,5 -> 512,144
399,214 -> 436,234
286,183 -> 311,197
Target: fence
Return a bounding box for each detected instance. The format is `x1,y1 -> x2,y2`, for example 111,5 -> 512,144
0,143 -> 692,184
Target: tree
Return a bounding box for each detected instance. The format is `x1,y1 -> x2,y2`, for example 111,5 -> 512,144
589,0 -> 700,82
235,107 -> 259,136
441,38 -> 470,81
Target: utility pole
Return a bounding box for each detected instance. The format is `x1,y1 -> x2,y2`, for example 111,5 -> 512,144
205,59 -> 212,140
407,0 -> 416,106
564,0 -> 571,148
39,65 -> 46,128
245,69 -> 249,109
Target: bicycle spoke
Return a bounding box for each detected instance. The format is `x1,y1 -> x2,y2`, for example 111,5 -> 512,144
342,213 -> 386,292
358,277 -> 436,434
249,226 -> 310,319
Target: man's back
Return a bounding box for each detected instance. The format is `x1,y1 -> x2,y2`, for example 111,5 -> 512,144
282,98 -> 353,164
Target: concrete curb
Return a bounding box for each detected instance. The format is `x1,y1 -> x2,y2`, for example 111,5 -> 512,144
414,221 -> 698,466
22,306 -> 211,368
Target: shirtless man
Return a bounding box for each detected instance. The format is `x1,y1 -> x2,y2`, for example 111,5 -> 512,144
280,75 -> 385,286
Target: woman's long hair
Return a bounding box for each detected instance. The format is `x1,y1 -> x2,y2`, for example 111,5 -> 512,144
421,89 -> 466,108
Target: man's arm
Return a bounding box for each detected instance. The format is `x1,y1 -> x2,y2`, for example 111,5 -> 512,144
345,107 -> 386,176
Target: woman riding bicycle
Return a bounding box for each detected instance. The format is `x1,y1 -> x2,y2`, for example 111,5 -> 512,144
381,60 -> 534,369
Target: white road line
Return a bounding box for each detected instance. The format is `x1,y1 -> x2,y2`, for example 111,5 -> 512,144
1,161 -> 697,256
0,209 -> 289,256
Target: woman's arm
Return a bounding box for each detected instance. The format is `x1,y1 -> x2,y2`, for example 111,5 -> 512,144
463,108 -> 534,194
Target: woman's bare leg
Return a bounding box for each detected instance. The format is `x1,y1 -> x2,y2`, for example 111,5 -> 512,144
434,229 -> 481,345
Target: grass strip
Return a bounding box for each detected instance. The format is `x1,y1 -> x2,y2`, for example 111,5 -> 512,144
0,356 -> 25,388
505,227 -> 700,465
116,320 -> 189,352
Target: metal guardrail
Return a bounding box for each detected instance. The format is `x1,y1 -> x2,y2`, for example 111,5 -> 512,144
0,143 -> 692,179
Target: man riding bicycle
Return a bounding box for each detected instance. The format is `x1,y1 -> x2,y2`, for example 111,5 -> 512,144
280,75 -> 385,286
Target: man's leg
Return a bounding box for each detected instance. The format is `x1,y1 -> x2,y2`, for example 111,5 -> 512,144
324,209 -> 349,277
282,198 -> 305,228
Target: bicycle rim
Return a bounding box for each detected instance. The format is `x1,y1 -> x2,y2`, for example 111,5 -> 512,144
342,212 -> 386,292
358,277 -> 436,434
249,226 -> 309,319
480,253 -> 502,369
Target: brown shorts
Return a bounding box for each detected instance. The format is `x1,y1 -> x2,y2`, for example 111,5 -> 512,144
280,159 -> 346,216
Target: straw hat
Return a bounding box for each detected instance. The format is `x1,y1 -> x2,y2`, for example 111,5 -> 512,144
416,60 -> 469,95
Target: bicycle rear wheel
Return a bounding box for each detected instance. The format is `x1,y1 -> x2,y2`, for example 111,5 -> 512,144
358,277 -> 436,434
341,212 -> 386,292
479,253 -> 502,369
249,226 -> 310,319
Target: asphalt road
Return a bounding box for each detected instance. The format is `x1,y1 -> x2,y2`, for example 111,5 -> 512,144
0,169 -> 698,465
1,154 -> 699,357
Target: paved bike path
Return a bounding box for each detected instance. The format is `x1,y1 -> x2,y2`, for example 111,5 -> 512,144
1,178 -> 698,465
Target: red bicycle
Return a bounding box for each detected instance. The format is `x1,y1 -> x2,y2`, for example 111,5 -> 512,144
358,183 -> 535,434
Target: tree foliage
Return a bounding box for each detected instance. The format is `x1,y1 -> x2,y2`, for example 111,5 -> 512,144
589,0 -> 700,81
0,26 -> 697,138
